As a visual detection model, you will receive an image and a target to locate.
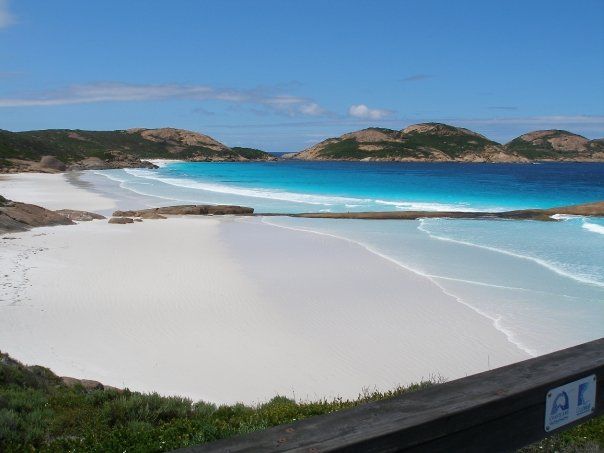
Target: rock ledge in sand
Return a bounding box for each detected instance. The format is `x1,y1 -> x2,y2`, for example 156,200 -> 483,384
55,209 -> 106,221
0,196 -> 74,232
113,204 -> 254,217
0,196 -> 108,232
108,217 -> 134,224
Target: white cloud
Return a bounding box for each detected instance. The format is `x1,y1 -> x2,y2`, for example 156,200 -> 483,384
0,82 -> 327,117
0,0 -> 15,29
348,104 -> 393,120
299,103 -> 325,116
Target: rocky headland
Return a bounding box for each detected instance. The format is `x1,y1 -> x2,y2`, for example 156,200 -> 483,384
284,123 -> 604,162
0,127 -> 276,173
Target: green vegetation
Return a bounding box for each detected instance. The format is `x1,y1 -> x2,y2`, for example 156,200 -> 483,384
506,131 -> 573,160
0,352 -> 437,452
318,135 -> 492,160
319,139 -> 365,159
312,124 -> 501,160
505,137 -> 559,159
230,147 -> 274,160
0,129 -> 272,166
505,130 -> 604,160
520,417 -> 604,452
402,129 -> 498,158
1,352 -> 601,452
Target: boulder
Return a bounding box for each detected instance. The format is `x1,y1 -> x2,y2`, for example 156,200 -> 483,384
69,157 -> 107,170
206,205 -> 254,215
1,200 -> 74,232
61,376 -> 105,390
108,217 -> 134,224
39,156 -> 67,172
157,205 -> 209,215
55,209 -> 106,221
139,211 -> 166,219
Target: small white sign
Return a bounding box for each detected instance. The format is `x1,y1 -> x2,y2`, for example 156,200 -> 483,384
545,375 -> 597,432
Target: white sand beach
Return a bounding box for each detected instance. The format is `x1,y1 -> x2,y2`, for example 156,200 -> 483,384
0,172 -> 116,212
0,172 -> 529,404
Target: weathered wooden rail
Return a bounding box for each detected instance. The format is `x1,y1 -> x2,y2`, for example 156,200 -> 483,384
177,338 -> 603,452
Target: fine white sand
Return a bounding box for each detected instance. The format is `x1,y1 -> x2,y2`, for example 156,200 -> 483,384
0,172 -> 116,212
0,173 -> 529,404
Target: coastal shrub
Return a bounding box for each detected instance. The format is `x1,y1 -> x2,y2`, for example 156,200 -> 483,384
193,400 -> 217,417
103,393 -> 193,425
0,352 -> 601,452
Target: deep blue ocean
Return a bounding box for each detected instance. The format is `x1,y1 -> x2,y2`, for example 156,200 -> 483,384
91,161 -> 604,355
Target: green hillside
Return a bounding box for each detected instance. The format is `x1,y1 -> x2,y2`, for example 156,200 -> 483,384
0,128 -> 274,168
506,130 -> 604,160
292,123 -> 514,161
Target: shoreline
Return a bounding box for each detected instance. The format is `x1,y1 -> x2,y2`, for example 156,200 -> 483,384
259,216 -> 537,357
0,172 -> 532,404
258,201 -> 604,221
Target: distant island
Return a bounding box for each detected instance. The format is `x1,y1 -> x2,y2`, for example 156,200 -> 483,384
1,123 -> 603,173
284,123 -> 604,162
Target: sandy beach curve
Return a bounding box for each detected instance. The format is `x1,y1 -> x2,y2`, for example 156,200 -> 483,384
0,172 -> 529,404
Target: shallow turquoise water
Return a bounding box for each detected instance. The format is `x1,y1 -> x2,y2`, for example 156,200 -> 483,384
97,161 -> 604,213
91,161 -> 604,355
260,216 -> 604,356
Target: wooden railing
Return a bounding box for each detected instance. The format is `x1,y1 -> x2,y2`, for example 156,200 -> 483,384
177,338 -> 603,452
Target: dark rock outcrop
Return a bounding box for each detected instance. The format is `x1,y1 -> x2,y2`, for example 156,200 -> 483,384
39,155 -> 67,171
67,152 -> 159,171
108,217 -> 134,224
61,376 -> 105,390
113,204 -> 254,217
54,209 -> 106,221
271,200 -> 604,221
0,196 -> 74,232
138,211 -> 167,219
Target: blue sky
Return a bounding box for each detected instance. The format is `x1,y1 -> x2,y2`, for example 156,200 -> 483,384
1,0 -> 603,152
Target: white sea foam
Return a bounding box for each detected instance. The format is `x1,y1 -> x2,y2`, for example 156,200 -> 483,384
123,170 -> 361,206
550,214 -> 583,220
120,168 -> 472,211
583,221 -> 604,236
417,219 -> 604,288
257,216 -> 538,357
147,159 -> 184,168
91,170 -> 183,202
374,199 -> 480,212
551,213 -> 604,236
92,170 -> 127,184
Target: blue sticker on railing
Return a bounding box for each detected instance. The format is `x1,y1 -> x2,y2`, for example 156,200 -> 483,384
545,375 -> 597,432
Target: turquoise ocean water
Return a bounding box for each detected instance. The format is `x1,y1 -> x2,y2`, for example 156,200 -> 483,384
99,160 -> 604,213
90,161 -> 604,355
